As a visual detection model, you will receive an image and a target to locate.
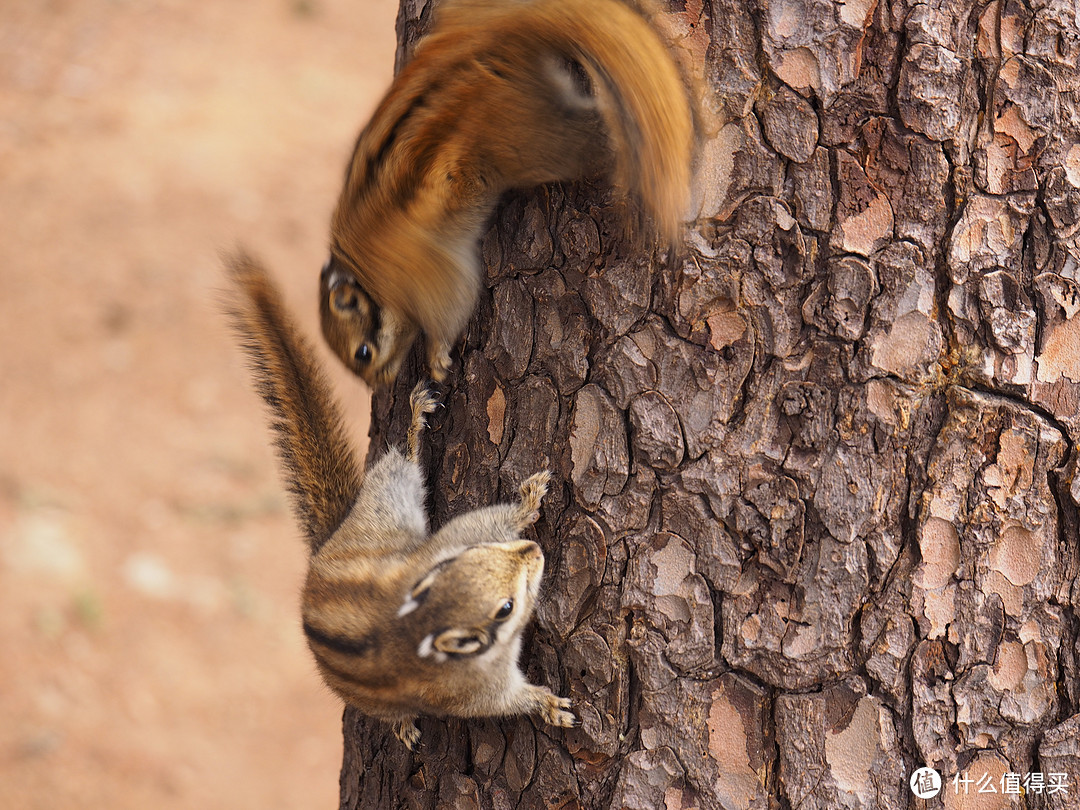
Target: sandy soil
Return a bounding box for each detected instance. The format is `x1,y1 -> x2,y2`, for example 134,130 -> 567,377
0,2 -> 394,807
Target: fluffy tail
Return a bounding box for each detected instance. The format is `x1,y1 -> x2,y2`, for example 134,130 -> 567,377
224,252 -> 362,553
440,0 -> 695,241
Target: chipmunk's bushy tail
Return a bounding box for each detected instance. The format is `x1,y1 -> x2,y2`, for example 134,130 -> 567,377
225,252 -> 361,552
441,0 -> 695,241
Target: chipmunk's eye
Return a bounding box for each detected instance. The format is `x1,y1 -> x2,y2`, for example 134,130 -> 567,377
355,344 -> 372,365
494,599 -> 514,621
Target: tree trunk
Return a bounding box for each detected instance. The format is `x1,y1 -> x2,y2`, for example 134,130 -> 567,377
340,1 -> 1080,808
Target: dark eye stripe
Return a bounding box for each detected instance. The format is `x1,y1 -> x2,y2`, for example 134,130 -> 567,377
411,556 -> 458,596
368,293 -> 382,336
410,585 -> 431,604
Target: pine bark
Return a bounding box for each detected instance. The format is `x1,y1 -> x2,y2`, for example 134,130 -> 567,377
340,1 -> 1080,808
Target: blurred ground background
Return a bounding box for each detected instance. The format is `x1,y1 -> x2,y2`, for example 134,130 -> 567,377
0,1 -> 394,807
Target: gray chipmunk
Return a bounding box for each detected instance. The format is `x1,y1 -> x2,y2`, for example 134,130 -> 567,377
225,252 -> 575,749
320,0 -> 694,387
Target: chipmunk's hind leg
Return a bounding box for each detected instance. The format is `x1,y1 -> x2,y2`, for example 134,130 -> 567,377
392,716 -> 421,751
407,382 -> 440,462
512,471 -> 551,530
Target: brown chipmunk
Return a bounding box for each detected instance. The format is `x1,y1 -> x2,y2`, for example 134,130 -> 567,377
225,252 -> 575,749
320,0 -> 694,386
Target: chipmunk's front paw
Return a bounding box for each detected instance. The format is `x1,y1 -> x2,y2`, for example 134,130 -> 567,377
534,687 -> 578,729
516,471 -> 551,528
393,717 -> 421,751
427,344 -> 452,383
409,381 -> 440,419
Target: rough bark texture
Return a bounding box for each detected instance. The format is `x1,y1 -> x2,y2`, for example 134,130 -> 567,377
340,1 -> 1080,808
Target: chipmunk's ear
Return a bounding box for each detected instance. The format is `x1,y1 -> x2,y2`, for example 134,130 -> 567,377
399,558 -> 455,618
328,276 -> 363,313
433,627 -> 489,657
319,257 -> 363,311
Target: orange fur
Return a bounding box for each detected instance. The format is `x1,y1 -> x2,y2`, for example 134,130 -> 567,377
227,253 -> 574,749
321,0 -> 694,386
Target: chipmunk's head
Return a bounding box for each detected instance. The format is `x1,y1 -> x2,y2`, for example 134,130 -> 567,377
319,255 -> 415,387
399,540 -> 545,664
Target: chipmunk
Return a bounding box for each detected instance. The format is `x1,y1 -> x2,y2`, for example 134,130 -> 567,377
225,252 -> 576,749
321,0 -> 694,386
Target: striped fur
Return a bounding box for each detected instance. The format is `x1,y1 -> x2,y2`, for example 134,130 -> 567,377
321,0 -> 695,387
227,255 -> 574,749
